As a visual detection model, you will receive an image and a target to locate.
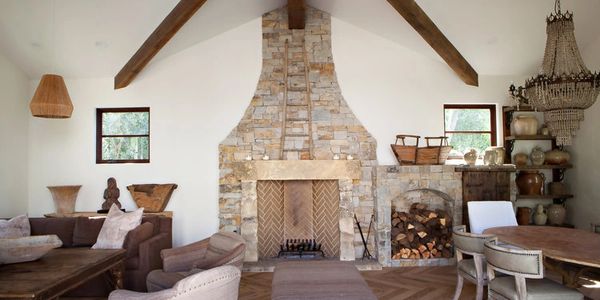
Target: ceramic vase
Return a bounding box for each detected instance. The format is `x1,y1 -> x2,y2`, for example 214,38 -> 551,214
484,150 -> 498,166
516,171 -> 545,196
548,182 -> 569,196
463,149 -> 478,166
513,153 -> 529,166
547,204 -> 566,225
512,114 -> 539,136
486,146 -> 506,165
545,149 -> 570,165
516,207 -> 532,225
530,147 -> 545,166
533,204 -> 547,225
47,185 -> 81,214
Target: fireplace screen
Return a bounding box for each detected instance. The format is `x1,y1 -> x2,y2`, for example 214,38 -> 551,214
257,180 -> 340,258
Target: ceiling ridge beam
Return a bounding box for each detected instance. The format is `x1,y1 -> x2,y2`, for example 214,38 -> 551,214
288,0 -> 305,29
387,0 -> 479,86
114,0 -> 208,89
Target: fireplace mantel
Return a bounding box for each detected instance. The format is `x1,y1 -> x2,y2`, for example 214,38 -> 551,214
234,160 -> 361,181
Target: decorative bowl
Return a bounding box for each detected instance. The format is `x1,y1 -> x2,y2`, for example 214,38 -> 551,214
0,235 -> 62,264
127,184 -> 178,212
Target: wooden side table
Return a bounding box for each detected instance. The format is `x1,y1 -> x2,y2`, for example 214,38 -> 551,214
44,211 -> 173,218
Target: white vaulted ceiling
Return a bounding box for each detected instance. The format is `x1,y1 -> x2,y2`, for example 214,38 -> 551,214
0,0 -> 599,79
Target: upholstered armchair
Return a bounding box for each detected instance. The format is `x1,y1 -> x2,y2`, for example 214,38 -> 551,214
452,225 -> 496,300
484,239 -> 582,300
146,231 -> 246,292
108,265 -> 240,300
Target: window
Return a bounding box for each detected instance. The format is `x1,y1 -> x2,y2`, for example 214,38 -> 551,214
444,104 -> 497,157
96,107 -> 150,164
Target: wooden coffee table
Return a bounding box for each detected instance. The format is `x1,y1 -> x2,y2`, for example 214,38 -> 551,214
0,248 -> 126,299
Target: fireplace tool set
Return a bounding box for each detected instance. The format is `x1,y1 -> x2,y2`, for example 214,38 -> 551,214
277,239 -> 325,259
355,213 -> 374,260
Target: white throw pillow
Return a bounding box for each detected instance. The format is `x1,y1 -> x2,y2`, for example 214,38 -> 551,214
0,215 -> 30,238
92,204 -> 143,249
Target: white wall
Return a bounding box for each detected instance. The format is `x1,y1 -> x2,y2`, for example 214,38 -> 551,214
331,18 -> 517,165
27,16 -> 524,245
27,18 -> 262,245
568,37 -> 600,229
0,51 -> 29,218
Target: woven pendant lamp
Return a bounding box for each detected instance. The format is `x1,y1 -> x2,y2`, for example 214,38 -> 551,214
29,74 -> 73,118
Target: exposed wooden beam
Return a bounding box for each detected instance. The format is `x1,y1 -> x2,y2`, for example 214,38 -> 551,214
288,0 -> 305,30
114,0 -> 208,89
387,0 -> 478,86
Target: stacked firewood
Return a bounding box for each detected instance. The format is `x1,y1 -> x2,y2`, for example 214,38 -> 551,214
391,203 -> 453,259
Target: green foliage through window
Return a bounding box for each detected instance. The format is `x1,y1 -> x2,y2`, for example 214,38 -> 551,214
97,108 -> 150,163
444,105 -> 496,157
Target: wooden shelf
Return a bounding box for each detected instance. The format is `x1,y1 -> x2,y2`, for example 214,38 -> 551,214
516,194 -> 573,200
516,164 -> 573,170
505,135 -> 554,141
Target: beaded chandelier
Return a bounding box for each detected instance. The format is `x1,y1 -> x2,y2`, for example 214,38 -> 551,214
509,0 -> 600,146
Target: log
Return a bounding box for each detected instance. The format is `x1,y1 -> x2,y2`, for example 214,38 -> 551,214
417,231 -> 428,238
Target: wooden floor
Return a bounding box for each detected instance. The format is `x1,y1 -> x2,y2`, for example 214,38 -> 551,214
240,266 -> 477,300
240,266 -> 600,300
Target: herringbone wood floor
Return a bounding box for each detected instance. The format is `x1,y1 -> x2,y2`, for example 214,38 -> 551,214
239,266 -> 478,300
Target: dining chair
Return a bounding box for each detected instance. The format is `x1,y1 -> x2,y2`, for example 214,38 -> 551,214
468,201 -> 518,234
483,239 -> 583,300
452,225 -> 496,300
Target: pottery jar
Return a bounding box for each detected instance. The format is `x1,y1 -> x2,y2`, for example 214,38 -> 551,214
545,149 -> 570,165
516,207 -> 532,225
463,149 -> 478,166
486,146 -> 506,165
530,146 -> 545,166
540,124 -> 550,136
548,182 -> 569,196
512,114 -> 539,136
513,153 -> 529,166
533,204 -> 548,225
516,171 -> 545,196
547,204 -> 566,225
47,185 -> 82,214
483,150 -> 498,166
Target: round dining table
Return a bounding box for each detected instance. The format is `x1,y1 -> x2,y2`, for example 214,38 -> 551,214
484,225 -> 600,287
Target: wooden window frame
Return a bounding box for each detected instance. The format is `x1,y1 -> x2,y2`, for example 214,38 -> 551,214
443,104 -> 497,158
96,107 -> 150,164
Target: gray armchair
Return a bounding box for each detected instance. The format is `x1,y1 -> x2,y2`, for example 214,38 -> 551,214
108,265 -> 240,300
146,231 -> 246,292
484,239 -> 582,300
452,225 -> 496,300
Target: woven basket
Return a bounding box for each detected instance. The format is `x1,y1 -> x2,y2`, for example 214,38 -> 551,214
391,135 -> 452,165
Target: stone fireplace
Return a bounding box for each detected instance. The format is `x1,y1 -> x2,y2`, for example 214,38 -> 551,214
219,6 -> 377,262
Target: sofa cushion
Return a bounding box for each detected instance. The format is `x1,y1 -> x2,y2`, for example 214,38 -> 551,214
146,268 -> 204,292
0,215 -> 30,238
92,205 -> 143,249
29,217 -> 75,247
72,217 -> 105,246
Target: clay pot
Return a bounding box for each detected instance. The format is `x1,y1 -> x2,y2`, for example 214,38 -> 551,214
540,124 -> 550,136
533,204 -> 547,225
484,150 -> 498,166
547,204 -> 566,225
516,171 -> 545,196
516,207 -> 532,225
512,115 -> 539,136
545,149 -> 570,165
486,146 -> 505,165
530,147 -> 545,166
47,185 -> 81,214
513,153 -> 529,166
463,149 -> 478,166
548,182 -> 569,196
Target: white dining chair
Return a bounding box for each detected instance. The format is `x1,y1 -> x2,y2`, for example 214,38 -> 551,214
468,201 -> 518,234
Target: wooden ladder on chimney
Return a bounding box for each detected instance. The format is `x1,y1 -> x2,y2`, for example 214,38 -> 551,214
280,39 -> 313,160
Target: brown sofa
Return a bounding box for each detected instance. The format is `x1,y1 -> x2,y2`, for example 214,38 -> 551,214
28,216 -> 172,297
